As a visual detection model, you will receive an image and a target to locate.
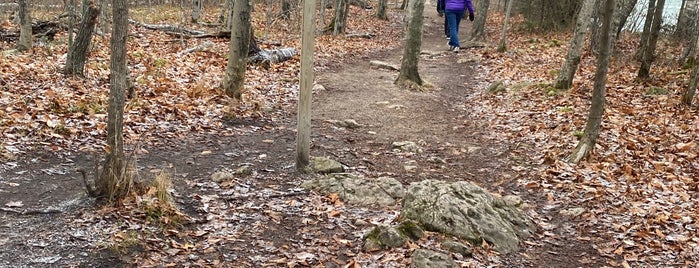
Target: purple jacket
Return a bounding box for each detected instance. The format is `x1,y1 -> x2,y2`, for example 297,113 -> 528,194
445,0 -> 474,13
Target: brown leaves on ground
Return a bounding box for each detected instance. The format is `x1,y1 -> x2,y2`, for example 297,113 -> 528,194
473,12 -> 698,267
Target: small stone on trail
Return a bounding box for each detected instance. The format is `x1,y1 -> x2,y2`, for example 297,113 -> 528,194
559,207 -> 586,217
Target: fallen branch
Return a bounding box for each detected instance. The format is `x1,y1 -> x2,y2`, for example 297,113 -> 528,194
177,40 -> 213,56
129,19 -> 206,37
248,48 -> 297,64
345,33 -> 375,39
0,207 -> 63,215
223,189 -> 308,201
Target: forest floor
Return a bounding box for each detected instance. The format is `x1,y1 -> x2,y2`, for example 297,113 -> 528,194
1,2 -> 698,268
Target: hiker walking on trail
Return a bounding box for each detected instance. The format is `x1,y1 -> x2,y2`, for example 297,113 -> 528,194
444,0 -> 474,52
437,0 -> 449,39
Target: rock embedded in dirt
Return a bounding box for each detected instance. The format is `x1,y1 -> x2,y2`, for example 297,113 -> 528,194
391,141 -> 421,153
210,171 -> 234,183
309,156 -> 344,174
301,173 -> 404,206
441,239 -> 473,257
326,119 -> 361,129
559,207 -> 586,217
411,249 -> 458,268
401,180 -> 533,253
362,225 -> 408,252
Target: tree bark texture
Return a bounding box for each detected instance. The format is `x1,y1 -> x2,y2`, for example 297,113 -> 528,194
567,0 -> 614,164
679,0 -> 699,64
98,0 -> 130,201
333,0 -> 349,35
496,0 -> 513,52
191,0 -> 202,23
17,0 -> 32,51
296,0 -> 316,171
470,0 -> 489,42
64,1 -> 100,76
395,0 -> 425,87
637,0 -> 656,60
613,0 -> 638,40
376,0 -> 388,20
682,62 -> 699,106
554,0 -> 595,90
638,0 -> 665,79
221,0 -> 252,100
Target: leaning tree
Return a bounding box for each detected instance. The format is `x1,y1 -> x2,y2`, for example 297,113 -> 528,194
567,0 -> 615,164
554,0 -> 595,90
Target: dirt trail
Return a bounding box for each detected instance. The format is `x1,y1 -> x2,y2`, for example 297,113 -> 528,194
0,7 -> 608,268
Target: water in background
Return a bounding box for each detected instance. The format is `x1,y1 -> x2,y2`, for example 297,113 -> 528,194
628,0 -> 683,32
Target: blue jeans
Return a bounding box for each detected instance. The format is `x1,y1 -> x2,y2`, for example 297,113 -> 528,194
445,10 -> 464,48
444,16 -> 449,37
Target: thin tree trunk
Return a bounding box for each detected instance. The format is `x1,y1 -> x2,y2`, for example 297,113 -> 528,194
98,0 -> 130,201
17,0 -> 32,51
333,0 -> 349,35
496,0 -> 513,52
682,62 -> 699,106
395,0 -> 425,87
613,0 -> 638,41
637,0 -> 656,60
296,0 -> 316,171
638,0 -> 665,79
567,0 -> 615,164
679,0 -> 699,64
376,0 -> 388,20
675,0 -> 688,38
221,0 -> 251,100
554,0 -> 595,90
64,1 -> 100,76
470,0 -> 489,42
191,0 -> 202,23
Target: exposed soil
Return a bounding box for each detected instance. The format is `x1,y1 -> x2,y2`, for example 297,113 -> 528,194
0,8 -> 613,268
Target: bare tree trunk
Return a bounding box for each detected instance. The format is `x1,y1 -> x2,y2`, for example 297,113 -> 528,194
613,0 -> 638,40
333,0 -> 349,35
296,0 -> 316,171
64,1 -> 100,76
497,0 -> 514,52
567,0 -> 614,164
221,0 -> 252,100
470,0 -> 489,42
99,0 -> 109,34
637,0 -> 656,60
638,0 -> 665,79
376,0 -> 388,20
682,62 -> 699,106
395,0 -> 425,87
675,0 -> 689,38
554,0 -> 595,90
319,0 -> 328,28
17,0 -> 32,51
191,0 -> 202,23
679,0 -> 699,64
97,0 -> 131,201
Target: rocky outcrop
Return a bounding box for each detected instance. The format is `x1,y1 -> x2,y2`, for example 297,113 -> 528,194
401,180 -> 533,253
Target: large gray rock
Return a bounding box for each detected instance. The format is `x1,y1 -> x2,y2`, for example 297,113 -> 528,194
301,174 -> 405,206
411,249 -> 457,268
401,180 -> 533,253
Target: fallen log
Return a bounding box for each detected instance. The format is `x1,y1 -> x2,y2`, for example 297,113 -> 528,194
177,40 -> 213,56
128,19 -> 206,37
0,20 -> 60,42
